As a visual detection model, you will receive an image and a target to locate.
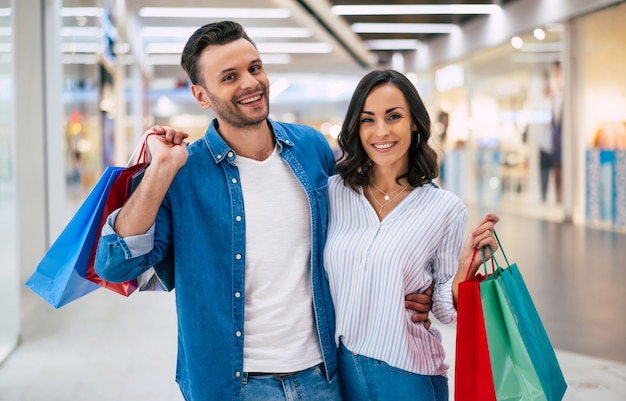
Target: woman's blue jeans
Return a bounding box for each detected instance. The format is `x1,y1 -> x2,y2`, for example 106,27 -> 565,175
240,363 -> 341,401
338,342 -> 448,401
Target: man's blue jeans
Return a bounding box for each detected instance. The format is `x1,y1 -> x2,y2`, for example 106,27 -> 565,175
240,363 -> 341,401
338,342 -> 448,401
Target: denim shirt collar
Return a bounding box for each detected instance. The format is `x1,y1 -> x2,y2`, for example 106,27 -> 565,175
202,117 -> 295,164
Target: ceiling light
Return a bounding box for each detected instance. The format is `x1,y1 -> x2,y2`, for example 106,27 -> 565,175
61,7 -> 103,17
61,27 -> 102,37
145,42 -> 331,54
257,43 -> 332,54
62,42 -> 100,53
533,28 -> 546,40
510,36 -> 523,49
366,39 -> 420,50
332,4 -> 500,15
352,23 -> 456,34
148,53 -> 292,65
517,42 -> 563,52
141,27 -> 312,39
139,7 -> 291,19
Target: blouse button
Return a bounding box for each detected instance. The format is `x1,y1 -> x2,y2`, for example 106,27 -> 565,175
232,178 -> 238,184
235,254 -> 242,260
235,216 -> 242,222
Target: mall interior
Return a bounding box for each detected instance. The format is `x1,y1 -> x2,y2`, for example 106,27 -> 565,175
1,0 -> 625,400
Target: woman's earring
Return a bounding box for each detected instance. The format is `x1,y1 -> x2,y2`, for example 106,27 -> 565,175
413,131 -> 421,148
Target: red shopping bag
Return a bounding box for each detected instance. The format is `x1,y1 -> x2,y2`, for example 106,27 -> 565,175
454,248 -> 497,401
84,163 -> 146,296
84,133 -> 155,296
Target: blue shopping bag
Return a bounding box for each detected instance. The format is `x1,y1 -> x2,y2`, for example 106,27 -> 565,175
25,166 -> 123,308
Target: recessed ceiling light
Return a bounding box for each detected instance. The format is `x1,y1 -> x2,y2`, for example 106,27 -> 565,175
332,4 -> 500,15
352,23 -> 457,34
366,39 -> 420,50
141,27 -> 311,39
511,36 -> 523,49
139,7 -> 291,19
533,28 -> 546,40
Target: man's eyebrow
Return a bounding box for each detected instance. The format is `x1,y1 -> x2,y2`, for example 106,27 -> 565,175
217,58 -> 262,76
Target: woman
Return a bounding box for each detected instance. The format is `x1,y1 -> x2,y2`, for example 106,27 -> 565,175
324,69 -> 499,400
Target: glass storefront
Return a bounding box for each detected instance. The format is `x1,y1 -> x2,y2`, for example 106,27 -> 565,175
431,22 -> 566,222
573,1 -> 626,232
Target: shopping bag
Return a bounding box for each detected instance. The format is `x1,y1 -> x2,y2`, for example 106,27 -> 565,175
454,248 -> 497,401
91,129 -> 175,293
481,265 -> 546,400
491,236 -> 567,401
25,166 -> 123,308
130,165 -> 175,292
84,163 -> 145,296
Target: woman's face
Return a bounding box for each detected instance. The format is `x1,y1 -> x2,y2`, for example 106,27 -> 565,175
359,83 -> 417,171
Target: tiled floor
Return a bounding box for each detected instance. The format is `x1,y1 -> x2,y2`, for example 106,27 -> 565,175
1,209 -> 625,400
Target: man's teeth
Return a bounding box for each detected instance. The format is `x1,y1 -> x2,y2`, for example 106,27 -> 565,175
374,143 -> 393,149
240,95 -> 261,104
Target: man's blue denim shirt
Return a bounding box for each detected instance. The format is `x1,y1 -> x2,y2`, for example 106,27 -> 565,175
95,118 -> 337,401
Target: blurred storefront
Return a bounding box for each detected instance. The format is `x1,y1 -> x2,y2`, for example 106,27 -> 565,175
573,2 -> 626,231
429,1 -> 626,232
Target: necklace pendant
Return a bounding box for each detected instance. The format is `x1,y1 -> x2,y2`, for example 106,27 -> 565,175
383,195 -> 390,201
378,205 -> 383,214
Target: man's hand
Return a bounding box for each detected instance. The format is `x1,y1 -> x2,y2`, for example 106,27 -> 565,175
146,125 -> 189,170
405,282 -> 434,329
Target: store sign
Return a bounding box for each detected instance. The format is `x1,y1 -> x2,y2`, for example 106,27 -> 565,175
435,64 -> 464,92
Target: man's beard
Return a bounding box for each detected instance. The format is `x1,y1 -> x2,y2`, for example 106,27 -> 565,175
207,88 -> 269,129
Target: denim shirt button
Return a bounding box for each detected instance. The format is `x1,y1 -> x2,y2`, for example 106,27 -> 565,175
235,371 -> 241,377
217,154 -> 222,159
227,152 -> 234,158
231,178 -> 238,184
234,292 -> 241,298
235,331 -> 241,337
235,254 -> 242,260
235,216 -> 242,222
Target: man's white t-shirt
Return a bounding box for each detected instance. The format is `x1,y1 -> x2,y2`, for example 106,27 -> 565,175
235,146 -> 323,373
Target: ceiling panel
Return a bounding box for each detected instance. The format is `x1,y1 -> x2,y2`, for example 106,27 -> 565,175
60,0 -> 522,87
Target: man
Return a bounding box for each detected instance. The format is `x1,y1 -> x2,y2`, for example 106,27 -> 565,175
95,21 -> 431,401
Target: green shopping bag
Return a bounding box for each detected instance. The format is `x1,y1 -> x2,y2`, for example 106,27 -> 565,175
480,249 -> 547,401
494,236 -> 567,401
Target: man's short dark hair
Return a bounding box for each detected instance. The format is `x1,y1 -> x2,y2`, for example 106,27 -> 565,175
180,21 -> 256,85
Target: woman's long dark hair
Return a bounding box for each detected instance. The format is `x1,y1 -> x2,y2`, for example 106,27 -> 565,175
336,69 -> 439,192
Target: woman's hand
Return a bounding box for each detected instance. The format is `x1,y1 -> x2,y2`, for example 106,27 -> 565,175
452,213 -> 500,306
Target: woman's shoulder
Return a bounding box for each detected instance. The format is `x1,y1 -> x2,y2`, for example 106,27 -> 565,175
421,182 -> 466,212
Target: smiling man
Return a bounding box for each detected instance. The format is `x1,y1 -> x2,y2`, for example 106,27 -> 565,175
95,21 -> 431,401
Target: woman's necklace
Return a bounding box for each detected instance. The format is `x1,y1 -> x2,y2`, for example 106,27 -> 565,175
367,183 -> 410,215
370,181 -> 408,201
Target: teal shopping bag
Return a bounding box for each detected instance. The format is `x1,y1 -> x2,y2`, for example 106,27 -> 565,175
481,265 -> 547,401
494,236 -> 567,401
25,166 -> 123,308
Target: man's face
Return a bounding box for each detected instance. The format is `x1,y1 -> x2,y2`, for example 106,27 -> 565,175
192,38 -> 270,129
